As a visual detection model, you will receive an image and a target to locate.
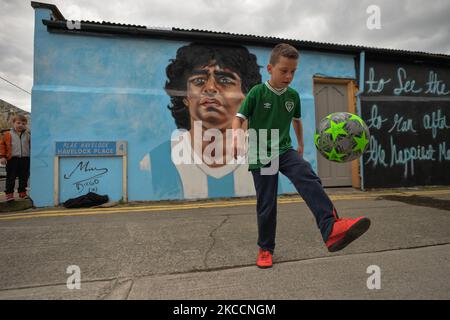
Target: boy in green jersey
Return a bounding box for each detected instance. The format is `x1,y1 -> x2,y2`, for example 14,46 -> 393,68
232,43 -> 371,268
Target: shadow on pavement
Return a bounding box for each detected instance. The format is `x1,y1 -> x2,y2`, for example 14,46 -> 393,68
0,199 -> 33,212
378,195 -> 450,211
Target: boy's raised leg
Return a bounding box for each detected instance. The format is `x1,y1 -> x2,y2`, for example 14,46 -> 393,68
279,149 -> 370,251
279,149 -> 336,242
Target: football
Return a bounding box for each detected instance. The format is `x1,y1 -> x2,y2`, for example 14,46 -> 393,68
314,112 -> 370,162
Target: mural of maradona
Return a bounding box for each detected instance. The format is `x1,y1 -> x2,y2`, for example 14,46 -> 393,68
148,42 -> 263,199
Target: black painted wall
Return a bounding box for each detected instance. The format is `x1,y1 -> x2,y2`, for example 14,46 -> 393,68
361,59 -> 450,188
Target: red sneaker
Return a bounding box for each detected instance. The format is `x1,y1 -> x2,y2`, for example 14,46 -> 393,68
326,217 -> 371,252
19,192 -> 29,199
5,193 -> 14,202
256,248 -> 273,269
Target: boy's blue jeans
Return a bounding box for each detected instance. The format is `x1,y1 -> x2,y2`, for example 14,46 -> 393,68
251,148 -> 337,254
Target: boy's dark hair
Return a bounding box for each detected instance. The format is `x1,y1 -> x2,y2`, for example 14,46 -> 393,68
12,114 -> 28,124
165,43 -> 262,130
269,43 -> 299,65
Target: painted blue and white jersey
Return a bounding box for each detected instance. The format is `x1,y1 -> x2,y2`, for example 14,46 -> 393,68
146,130 -> 256,199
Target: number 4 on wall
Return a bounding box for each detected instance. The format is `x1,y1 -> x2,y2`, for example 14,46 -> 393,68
117,142 -> 127,155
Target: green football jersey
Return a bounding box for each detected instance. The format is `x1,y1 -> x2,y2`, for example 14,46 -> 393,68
237,81 -> 301,170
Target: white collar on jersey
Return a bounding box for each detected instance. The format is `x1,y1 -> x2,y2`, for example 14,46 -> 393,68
265,81 -> 287,96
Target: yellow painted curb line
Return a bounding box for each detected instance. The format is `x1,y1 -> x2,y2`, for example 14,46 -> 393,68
1,189 -> 449,221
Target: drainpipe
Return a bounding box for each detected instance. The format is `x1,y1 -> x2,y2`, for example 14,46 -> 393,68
355,51 -> 366,191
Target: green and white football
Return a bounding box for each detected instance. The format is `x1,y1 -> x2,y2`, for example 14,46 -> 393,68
314,112 -> 370,162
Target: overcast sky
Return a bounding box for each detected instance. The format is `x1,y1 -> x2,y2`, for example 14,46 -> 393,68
1,0 -> 449,112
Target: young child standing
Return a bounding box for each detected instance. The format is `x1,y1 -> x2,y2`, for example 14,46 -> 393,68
0,115 -> 31,202
232,43 -> 370,268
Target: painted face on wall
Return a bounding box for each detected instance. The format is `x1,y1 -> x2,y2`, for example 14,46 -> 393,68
183,62 -> 246,130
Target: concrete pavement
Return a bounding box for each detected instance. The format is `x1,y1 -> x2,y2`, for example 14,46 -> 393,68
0,178 -> 32,212
0,187 -> 449,299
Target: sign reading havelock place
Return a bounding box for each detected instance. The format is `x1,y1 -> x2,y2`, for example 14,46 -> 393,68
361,60 -> 450,188
55,141 -> 127,156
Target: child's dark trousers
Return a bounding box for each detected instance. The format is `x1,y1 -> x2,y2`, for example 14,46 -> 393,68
251,148 -> 337,254
5,157 -> 30,194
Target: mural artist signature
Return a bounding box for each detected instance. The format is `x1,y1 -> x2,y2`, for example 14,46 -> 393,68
64,161 -> 108,193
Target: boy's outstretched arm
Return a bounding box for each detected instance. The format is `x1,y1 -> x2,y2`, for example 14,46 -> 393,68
292,118 -> 304,156
232,116 -> 246,159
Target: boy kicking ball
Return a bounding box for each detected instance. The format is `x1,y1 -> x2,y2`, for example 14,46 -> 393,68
232,43 -> 370,268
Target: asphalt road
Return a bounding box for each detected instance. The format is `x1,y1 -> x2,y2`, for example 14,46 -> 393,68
0,187 -> 449,299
